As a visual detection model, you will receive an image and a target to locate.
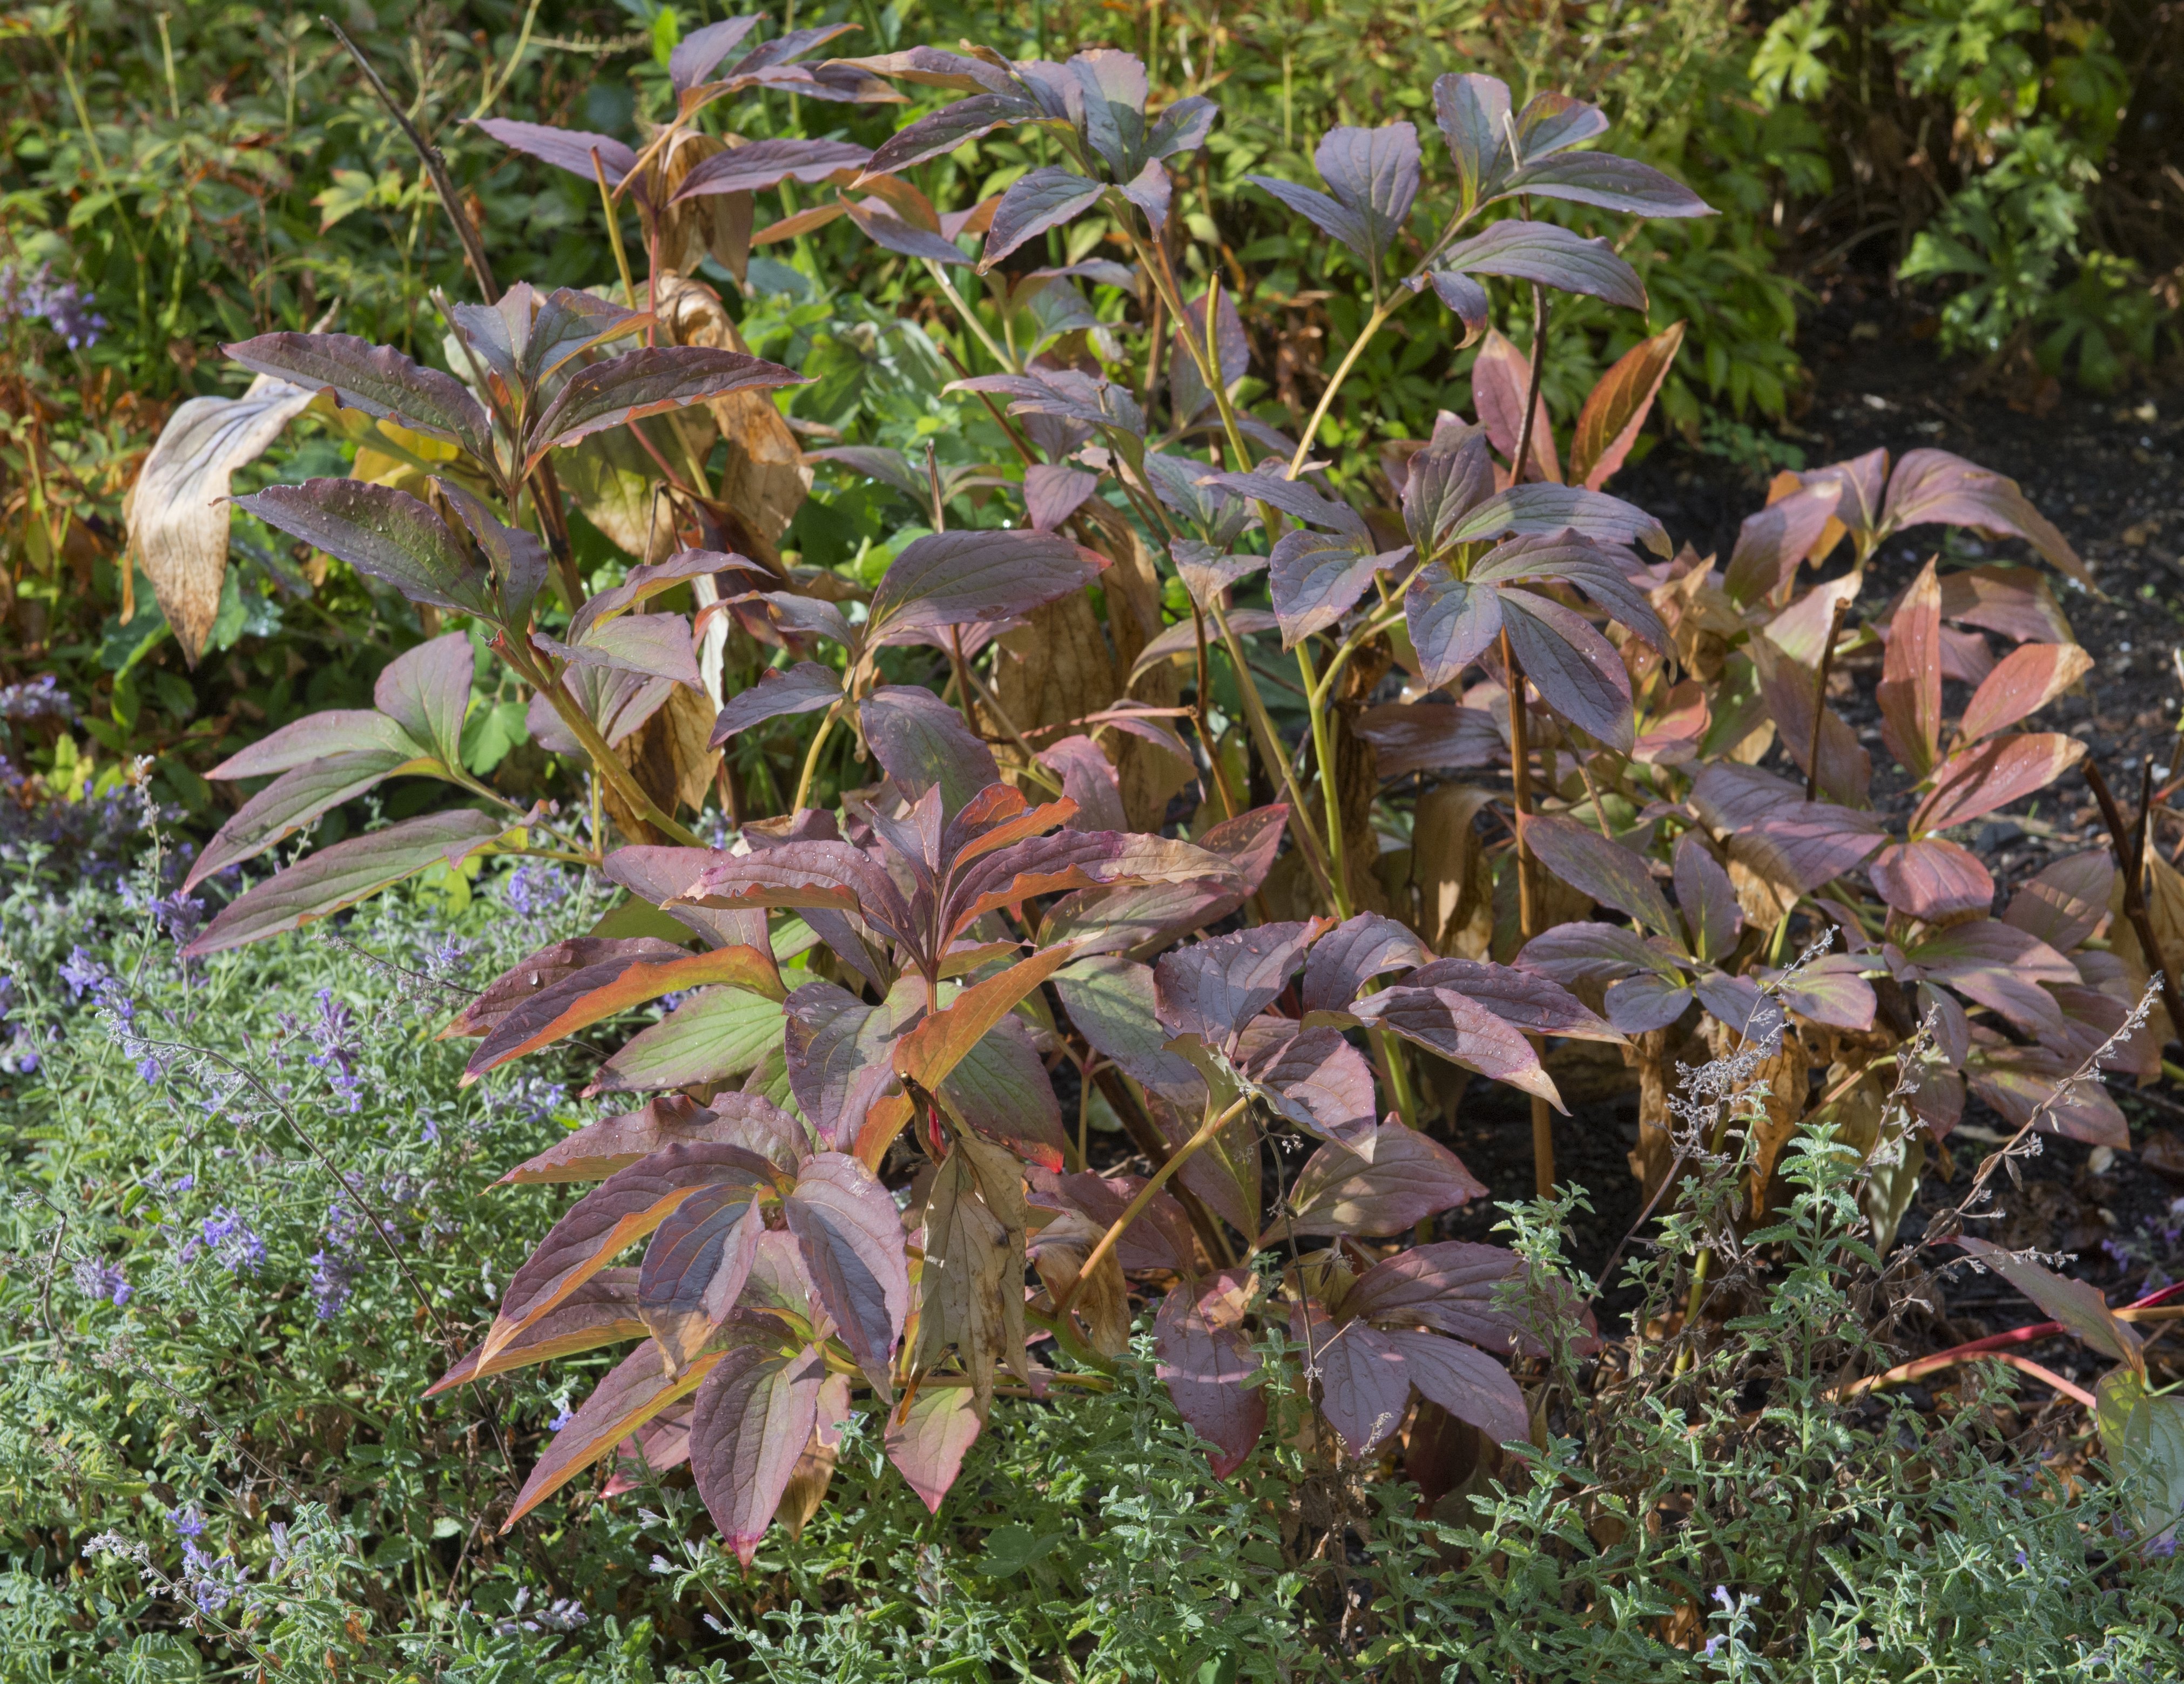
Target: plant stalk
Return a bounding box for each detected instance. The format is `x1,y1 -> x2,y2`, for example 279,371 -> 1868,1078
1057,1093 -> 1252,1317
1502,628 -> 1554,1195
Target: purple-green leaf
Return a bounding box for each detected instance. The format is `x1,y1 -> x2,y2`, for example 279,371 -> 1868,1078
866,530 -> 1108,640
525,347 -> 806,469
1519,815 -> 1673,935
1496,589 -> 1637,750
1311,123 -> 1420,265
1434,218 -> 1645,311
184,808 -> 508,957
672,138 -> 871,200
1300,914 -> 1429,1014
980,168 -> 1107,270
1270,529 -> 1408,646
690,1341 -> 827,1564
640,1186 -> 765,1374
1289,1120 -> 1487,1236
235,480 -> 493,618
1498,151 -> 1713,219
1154,921 -> 1322,1043
471,118 -> 637,186
1154,1270 -> 1264,1478
186,749 -> 433,890
784,1152 -> 911,1395
222,332 -> 491,457
711,661 -> 842,746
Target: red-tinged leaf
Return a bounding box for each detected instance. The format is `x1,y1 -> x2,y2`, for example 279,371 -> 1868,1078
425,1270 -> 645,1396
1154,1270 -> 1265,1478
866,530 -> 1109,641
206,709 -> 421,781
1913,733 -> 2086,834
464,945 -> 786,1081
1023,463 -> 1100,533
1471,533 -> 1668,652
1673,831 -> 1741,963
1878,560 -> 1944,779
1442,219 -> 1647,317
538,613 -> 704,692
1939,564 -> 2075,646
946,829 -> 1239,939
1515,921 -> 1668,987
672,138 -> 871,200
1499,150 -> 1713,218
980,167 -> 1107,268
1868,838 -> 1995,922
373,630 -> 477,766
1423,267 -> 1491,343
2004,850 -> 2113,952
674,841 -> 913,942
859,686 -> 1001,815
847,196 -> 974,264
525,348 -> 806,469
235,480 -> 493,619
575,549 -> 765,640
500,1093 -> 805,1183
641,1186 -> 766,1373
1037,806 -> 1288,957
1035,735 -> 1127,833
898,944 -> 1080,1095
1405,957 -> 1622,1043
1881,449 -> 2088,586
1432,71 -> 1513,209
1354,985 -> 1563,1107
937,1020 -> 1075,1171
1957,641 -> 2092,745
709,661 -> 841,746
585,987 -> 790,1095
1053,956 -> 1209,1106
1289,1120 -> 1489,1236
471,118 -> 638,185
1521,814 -> 1674,936
1270,528 -> 1409,647
482,1141 -> 778,1364
1301,914 -> 1431,1013
1692,972 -> 1785,1043
784,1152 -> 911,1395
1633,679 -> 1710,766
1047,1168 -> 1198,1273
1567,321 -> 1683,488
689,1341 -> 827,1563
1384,1327 -> 1528,1444
1469,326 -> 1559,484
1353,700 -> 1504,777
1764,955 -> 1877,1031
1237,1018 -> 1378,1149
666,16 -> 761,91
1722,482 -> 1840,605
1342,1241 -> 1531,1354
184,808 -> 510,958
885,1383 -> 985,1513
1154,921 -> 1323,1043
223,332 -> 491,457
1497,589 -> 1635,750
601,847 -> 768,953
1749,634 -> 1871,808
1303,1314 -> 1413,1455
1724,804 -> 1888,896
864,90 -> 1046,177
1602,971 -> 1695,1033
1968,1048 -> 2128,1147
504,1338 -> 733,1529
186,748 -> 436,890
1403,564 -> 1504,689
447,938 -> 690,1039
1954,1236 -> 2142,1368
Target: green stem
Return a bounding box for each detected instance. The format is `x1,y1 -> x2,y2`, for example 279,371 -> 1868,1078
1057,1094 -> 1251,1317
793,704 -> 840,812
925,259 -> 1015,373
1286,296 -> 1403,477
1207,599 -> 1337,903
1296,640 -> 1352,919
501,637 -> 701,846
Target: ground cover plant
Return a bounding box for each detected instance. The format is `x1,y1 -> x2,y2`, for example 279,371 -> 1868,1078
8,4 -> 2184,1678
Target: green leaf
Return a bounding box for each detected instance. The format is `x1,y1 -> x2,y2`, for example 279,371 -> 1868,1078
587,987 -> 790,1094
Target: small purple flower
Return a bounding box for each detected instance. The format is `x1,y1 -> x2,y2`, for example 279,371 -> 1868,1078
72,1258 -> 131,1306
549,1405 -> 575,1431
152,893 -> 205,946
1712,1585 -> 1731,1609
1702,1637 -> 1723,1659
1,262 -> 106,349
171,1506 -> 207,1540
305,988 -> 364,1112
501,861 -> 570,919
199,1208 -> 265,1274
0,674 -> 76,722
309,1199 -> 365,1318
58,947 -> 108,1000
137,1056 -> 164,1085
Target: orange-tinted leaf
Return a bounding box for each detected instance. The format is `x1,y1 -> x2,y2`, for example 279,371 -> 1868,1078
503,1340 -> 731,1529
462,944 -> 786,1083
689,1341 -> 827,1564
1567,320 -> 1682,491
426,1270 -> 645,1397
497,1093 -> 805,1184
444,937 -> 690,1040
1471,326 -> 1559,483
1956,1236 -> 2142,1370
1957,643 -> 2093,746
885,1381 -> 985,1513
893,943 -> 1081,1094
1868,837 -> 1994,922
1880,449 -> 2088,586
641,1186 -> 766,1374
1913,733 -> 2086,834
1878,560 -> 1944,780
481,1142 -> 778,1365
